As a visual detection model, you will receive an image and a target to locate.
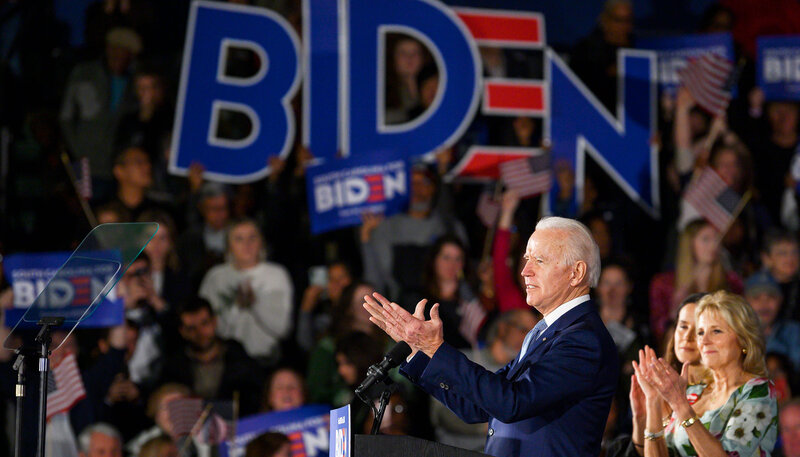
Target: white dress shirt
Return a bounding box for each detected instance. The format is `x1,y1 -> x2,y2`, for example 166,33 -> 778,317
543,294 -> 591,327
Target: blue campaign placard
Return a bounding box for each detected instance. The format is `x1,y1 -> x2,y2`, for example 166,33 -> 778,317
637,33 -> 734,94
757,35 -> 800,101
330,405 -> 350,457
220,405 -> 330,457
305,152 -> 410,235
3,252 -> 125,328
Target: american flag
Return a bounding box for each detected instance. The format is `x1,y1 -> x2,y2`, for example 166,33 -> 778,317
166,397 -> 204,438
72,157 -> 92,200
499,155 -> 551,198
458,298 -> 487,347
203,409 -> 233,445
678,53 -> 734,116
166,398 -> 234,445
46,352 -> 86,420
476,191 -> 501,227
683,167 -> 742,230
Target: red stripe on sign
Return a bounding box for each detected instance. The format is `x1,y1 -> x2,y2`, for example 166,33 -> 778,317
485,81 -> 545,114
458,149 -> 537,179
364,175 -> 382,182
456,10 -> 542,46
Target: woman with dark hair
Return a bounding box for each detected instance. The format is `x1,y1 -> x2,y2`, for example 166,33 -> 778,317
403,234 -> 486,349
297,261 -> 354,351
306,281 -> 387,406
330,281 -> 381,339
260,367 -> 307,412
384,35 -> 429,124
137,210 -> 189,308
137,209 -> 191,352
661,293 -> 707,378
609,293 -> 707,457
335,331 -> 393,434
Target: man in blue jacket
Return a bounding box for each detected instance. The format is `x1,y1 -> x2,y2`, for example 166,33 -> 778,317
364,216 -> 618,457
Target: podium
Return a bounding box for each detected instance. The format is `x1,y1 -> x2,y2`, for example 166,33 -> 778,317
353,435 -> 489,457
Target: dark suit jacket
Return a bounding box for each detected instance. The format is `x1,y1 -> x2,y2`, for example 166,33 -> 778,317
160,339 -> 265,416
176,227 -> 224,289
401,300 -> 618,457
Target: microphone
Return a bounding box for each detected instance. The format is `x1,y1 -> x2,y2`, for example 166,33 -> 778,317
355,342 -> 412,396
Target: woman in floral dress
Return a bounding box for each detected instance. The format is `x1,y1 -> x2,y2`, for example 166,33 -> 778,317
633,291 -> 778,456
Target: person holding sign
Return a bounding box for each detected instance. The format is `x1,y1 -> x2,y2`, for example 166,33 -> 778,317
364,217 -> 618,457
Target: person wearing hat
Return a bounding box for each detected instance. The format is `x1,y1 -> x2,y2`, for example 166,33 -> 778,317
61,26 -> 142,201
745,271 -> 800,374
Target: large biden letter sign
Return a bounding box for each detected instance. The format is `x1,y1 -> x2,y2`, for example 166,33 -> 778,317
170,0 -> 659,217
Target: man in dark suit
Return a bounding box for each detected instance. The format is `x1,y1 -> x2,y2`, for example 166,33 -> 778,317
364,217 -> 619,457
160,297 -> 265,416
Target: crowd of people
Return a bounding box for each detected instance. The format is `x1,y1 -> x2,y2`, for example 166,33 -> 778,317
2,0 -> 800,456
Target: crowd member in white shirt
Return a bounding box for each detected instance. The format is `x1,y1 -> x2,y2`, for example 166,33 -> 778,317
199,219 -> 293,364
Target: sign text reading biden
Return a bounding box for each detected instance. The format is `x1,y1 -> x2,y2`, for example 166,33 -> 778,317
307,154 -> 409,234
758,36 -> 800,100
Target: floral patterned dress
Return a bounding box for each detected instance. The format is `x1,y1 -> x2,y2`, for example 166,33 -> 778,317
665,377 -> 778,457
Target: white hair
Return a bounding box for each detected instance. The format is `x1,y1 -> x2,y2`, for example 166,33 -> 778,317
535,217 -> 602,287
78,423 -> 122,454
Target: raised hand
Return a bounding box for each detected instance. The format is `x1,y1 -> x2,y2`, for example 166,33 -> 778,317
360,212 -> 384,243
498,189 -> 521,229
649,357 -> 690,411
188,162 -> 205,193
363,292 -> 444,358
631,347 -> 661,401
629,373 -> 646,420
362,293 -> 413,343
676,86 -> 695,110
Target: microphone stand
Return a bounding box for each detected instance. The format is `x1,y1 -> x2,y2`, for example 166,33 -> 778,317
11,316 -> 64,457
34,317 -> 64,457
356,379 -> 397,436
12,348 -> 29,457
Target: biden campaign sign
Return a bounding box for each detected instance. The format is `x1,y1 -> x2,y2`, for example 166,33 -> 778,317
330,405 -> 350,457
171,1 -> 660,220
220,405 -> 330,457
637,33 -> 734,95
3,252 -> 124,328
306,152 -> 410,234
758,36 -> 800,101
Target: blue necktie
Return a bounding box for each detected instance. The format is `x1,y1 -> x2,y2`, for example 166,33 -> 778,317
518,319 -> 547,363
